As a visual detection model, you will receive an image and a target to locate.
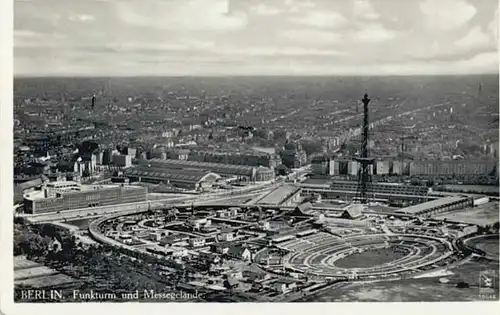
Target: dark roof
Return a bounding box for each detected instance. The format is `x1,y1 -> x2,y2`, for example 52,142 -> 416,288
124,166 -> 218,184
159,235 -> 188,245
228,245 -> 249,257
342,205 -> 363,219
296,202 -> 312,212
289,203 -> 313,217
143,158 -> 257,176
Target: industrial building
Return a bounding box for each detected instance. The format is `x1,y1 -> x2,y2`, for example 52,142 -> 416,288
301,181 -> 429,196
139,159 -> 274,182
23,181 -> 147,214
123,166 -> 221,190
396,196 -> 473,217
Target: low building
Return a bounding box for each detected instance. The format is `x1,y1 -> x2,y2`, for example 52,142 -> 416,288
289,202 -> 313,217
219,228 -> 235,242
340,204 -> 364,219
188,217 -> 211,229
227,245 -> 251,261
159,235 -> 189,247
223,277 -> 239,290
189,238 -> 206,248
396,196 -> 473,217
243,270 -> 270,281
273,279 -> 297,294
210,243 -> 230,254
124,166 -> 220,191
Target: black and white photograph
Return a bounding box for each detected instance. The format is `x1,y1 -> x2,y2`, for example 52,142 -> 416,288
2,0 -> 500,308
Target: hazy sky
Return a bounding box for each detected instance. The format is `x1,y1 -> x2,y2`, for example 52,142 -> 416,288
14,0 -> 499,76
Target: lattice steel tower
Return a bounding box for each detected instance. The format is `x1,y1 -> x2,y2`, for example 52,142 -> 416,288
355,93 -> 375,203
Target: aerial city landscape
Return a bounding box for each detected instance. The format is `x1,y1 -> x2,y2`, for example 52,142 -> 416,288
10,0 -> 500,305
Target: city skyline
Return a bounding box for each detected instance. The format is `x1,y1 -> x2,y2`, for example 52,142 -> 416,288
14,0 -> 500,76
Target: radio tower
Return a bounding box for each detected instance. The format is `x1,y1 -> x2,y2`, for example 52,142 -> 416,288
355,93 -> 375,204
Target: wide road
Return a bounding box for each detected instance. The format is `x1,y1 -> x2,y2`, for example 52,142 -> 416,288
20,180 -> 283,223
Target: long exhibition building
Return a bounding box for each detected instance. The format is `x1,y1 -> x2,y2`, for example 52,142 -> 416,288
23,181 -> 148,214
135,159 -> 275,182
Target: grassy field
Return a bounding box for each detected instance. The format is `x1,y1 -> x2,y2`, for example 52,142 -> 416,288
334,247 -> 407,269
467,237 -> 499,258
15,273 -> 76,287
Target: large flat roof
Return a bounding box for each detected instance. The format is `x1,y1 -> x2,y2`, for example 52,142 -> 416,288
144,159 -> 260,176
397,196 -> 469,215
257,184 -> 301,205
124,166 -> 218,184
24,184 -> 144,201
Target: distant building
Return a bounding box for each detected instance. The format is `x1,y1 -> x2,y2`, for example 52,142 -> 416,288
376,160 -> 390,175
113,154 -> 132,167
329,159 -> 340,175
101,149 -> 112,165
280,142 -> 307,169
187,148 -> 280,168
409,160 -> 498,177
348,161 -> 359,176
311,155 -> 330,175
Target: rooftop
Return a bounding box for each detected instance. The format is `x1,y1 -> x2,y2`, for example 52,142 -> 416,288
124,166 -> 220,184
257,184 -> 301,205
144,158 -> 260,176
397,196 -> 470,215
